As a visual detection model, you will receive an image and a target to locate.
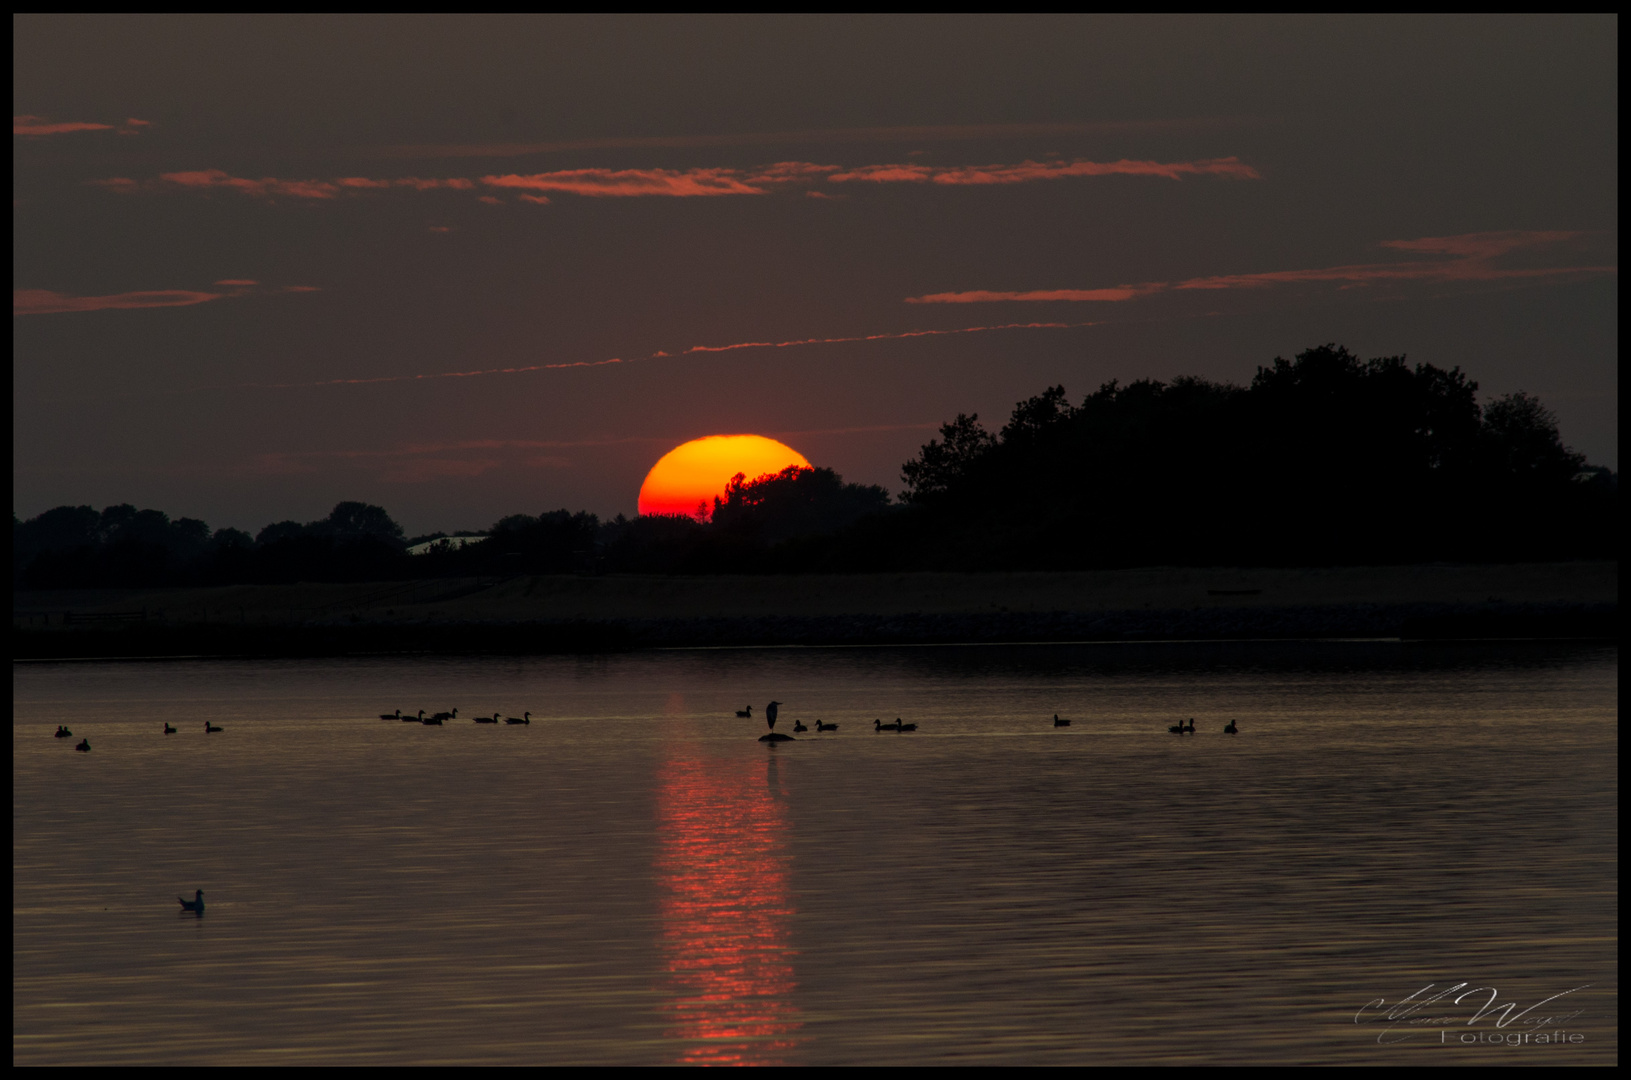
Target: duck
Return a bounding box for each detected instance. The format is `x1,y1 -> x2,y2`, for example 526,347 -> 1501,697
205,722 -> 223,733
792,719 -> 808,733
874,718 -> 901,732
504,712 -> 531,725
1054,714 -> 1071,727
422,714 -> 443,725
1186,718 -> 1196,734
379,709 -> 401,720
735,705 -> 753,718
815,719 -> 839,732
897,719 -> 918,732
1168,719 -> 1186,734
1223,719 -> 1238,734
475,712 -> 500,724
75,738 -> 91,752
402,709 -> 426,722
54,725 -> 72,738
178,889 -> 205,915
163,723 -> 176,734
430,709 -> 457,722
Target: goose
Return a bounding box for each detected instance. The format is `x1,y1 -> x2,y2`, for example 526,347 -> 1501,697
379,709 -> 401,720
205,722 -> 223,733
422,714 -> 443,726
735,705 -> 753,718
1054,714 -> 1071,727
54,725 -> 72,738
765,701 -> 782,731
402,709 -> 426,722
178,889 -> 204,915
75,738 -> 91,752
504,712 -> 531,725
792,719 -> 808,733
1168,719 -> 1186,734
1185,718 -> 1196,734
1223,719 -> 1238,734
897,718 -> 918,732
475,712 -> 500,724
163,723 -> 176,734
874,718 -> 901,732
431,709 -> 456,722
815,719 -> 839,732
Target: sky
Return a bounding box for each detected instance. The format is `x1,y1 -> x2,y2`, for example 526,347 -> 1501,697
13,15 -> 1618,536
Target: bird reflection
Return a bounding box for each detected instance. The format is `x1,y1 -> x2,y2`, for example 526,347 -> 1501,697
655,753 -> 803,1064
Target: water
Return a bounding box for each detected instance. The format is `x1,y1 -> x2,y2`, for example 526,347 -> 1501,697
13,641 -> 1618,1064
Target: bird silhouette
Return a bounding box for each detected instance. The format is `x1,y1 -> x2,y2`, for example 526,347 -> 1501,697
505,712 -> 531,725
422,714 -> 443,725
735,705 -> 753,718
379,709 -> 401,720
1169,719 -> 1186,734
205,722 -> 223,733
815,719 -> 839,732
1054,714 -> 1071,727
1224,719 -> 1238,734
163,723 -> 176,734
75,738 -> 91,752
402,709 -> 425,722
1185,718 -> 1196,734
54,725 -> 72,738
897,718 -> 918,732
766,701 -> 782,731
178,889 -> 204,915
875,718 -> 902,732
476,712 -> 500,724
793,719 -> 808,732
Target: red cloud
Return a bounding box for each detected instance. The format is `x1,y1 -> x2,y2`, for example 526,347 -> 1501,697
907,232 -> 1615,304
14,288 -> 223,315
15,115 -> 152,136
481,167 -> 768,198
830,157 -> 1260,185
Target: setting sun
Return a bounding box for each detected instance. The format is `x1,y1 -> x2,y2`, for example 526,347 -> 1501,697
638,435 -> 811,519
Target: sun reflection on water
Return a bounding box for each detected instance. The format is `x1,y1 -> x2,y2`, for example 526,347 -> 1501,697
655,750 -> 804,1065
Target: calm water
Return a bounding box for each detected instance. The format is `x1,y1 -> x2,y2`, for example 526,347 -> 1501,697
13,641 -> 1618,1064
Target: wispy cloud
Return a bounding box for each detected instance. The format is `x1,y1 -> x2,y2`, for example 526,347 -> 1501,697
15,114 -> 151,136
907,231 -> 1616,304
250,319 -> 1101,391
14,281 -> 318,316
92,155 -> 1258,204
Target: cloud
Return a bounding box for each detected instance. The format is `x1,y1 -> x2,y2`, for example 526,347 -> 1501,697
14,281 -> 317,316
15,115 -> 151,136
829,157 -> 1260,185
906,231 -> 1616,304
481,167 -> 768,198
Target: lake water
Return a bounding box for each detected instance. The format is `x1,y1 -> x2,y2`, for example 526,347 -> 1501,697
13,641 -> 1618,1064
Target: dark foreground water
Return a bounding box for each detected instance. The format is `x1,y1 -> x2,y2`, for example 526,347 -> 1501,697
13,641 -> 1618,1064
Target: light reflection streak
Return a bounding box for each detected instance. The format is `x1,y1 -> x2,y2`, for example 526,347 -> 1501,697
655,750 -> 803,1064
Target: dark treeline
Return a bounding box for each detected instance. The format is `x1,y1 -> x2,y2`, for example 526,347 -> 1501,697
14,345 -> 1616,589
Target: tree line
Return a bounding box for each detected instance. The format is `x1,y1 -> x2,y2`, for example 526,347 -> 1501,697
13,345 -> 1616,589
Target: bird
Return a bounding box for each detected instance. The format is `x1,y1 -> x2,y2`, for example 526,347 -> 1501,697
1186,718 -> 1196,734
431,709 -> 455,722
897,718 -> 918,732
54,725 -> 72,738
766,701 -> 782,732
505,712 -> 531,725
1223,719 -> 1238,734
1054,714 -> 1071,727
163,723 -> 176,734
205,722 -> 223,733
75,738 -> 91,752
178,889 -> 204,915
735,705 -> 753,718
815,719 -> 839,732
422,714 -> 443,725
793,719 -> 808,733
476,712 -> 500,724
875,718 -> 901,732
1168,719 -> 1186,734
379,709 -> 401,720
402,709 -> 425,722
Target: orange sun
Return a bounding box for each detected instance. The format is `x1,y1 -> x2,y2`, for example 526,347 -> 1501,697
638,435 -> 811,519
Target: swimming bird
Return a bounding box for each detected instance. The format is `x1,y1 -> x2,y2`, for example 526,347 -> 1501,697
402,709 -> 425,722
178,889 -> 204,915
793,719 -> 808,733
1054,714 -> 1071,727
476,712 -> 500,724
505,712 -> 531,725
54,725 -> 72,738
766,701 -> 782,732
1186,718 -> 1196,734
815,719 -> 838,732
75,738 -> 91,751
431,709 -> 456,722
205,722 -> 223,733
164,723 -> 176,734
422,714 -> 443,725
379,709 -> 401,720
897,718 -> 918,732
875,718 -> 901,732
1223,719 -> 1238,734
735,705 -> 753,718
1169,719 -> 1186,734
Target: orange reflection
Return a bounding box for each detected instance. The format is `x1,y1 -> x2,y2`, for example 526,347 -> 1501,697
656,752 -> 803,1064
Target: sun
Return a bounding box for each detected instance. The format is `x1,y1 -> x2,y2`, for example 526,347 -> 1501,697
638,435 -> 811,519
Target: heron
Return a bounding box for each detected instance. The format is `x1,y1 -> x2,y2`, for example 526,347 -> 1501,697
766,701 -> 782,732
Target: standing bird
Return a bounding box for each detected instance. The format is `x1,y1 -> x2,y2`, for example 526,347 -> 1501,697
766,701 -> 782,732
75,738 -> 91,752
178,889 -> 205,915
